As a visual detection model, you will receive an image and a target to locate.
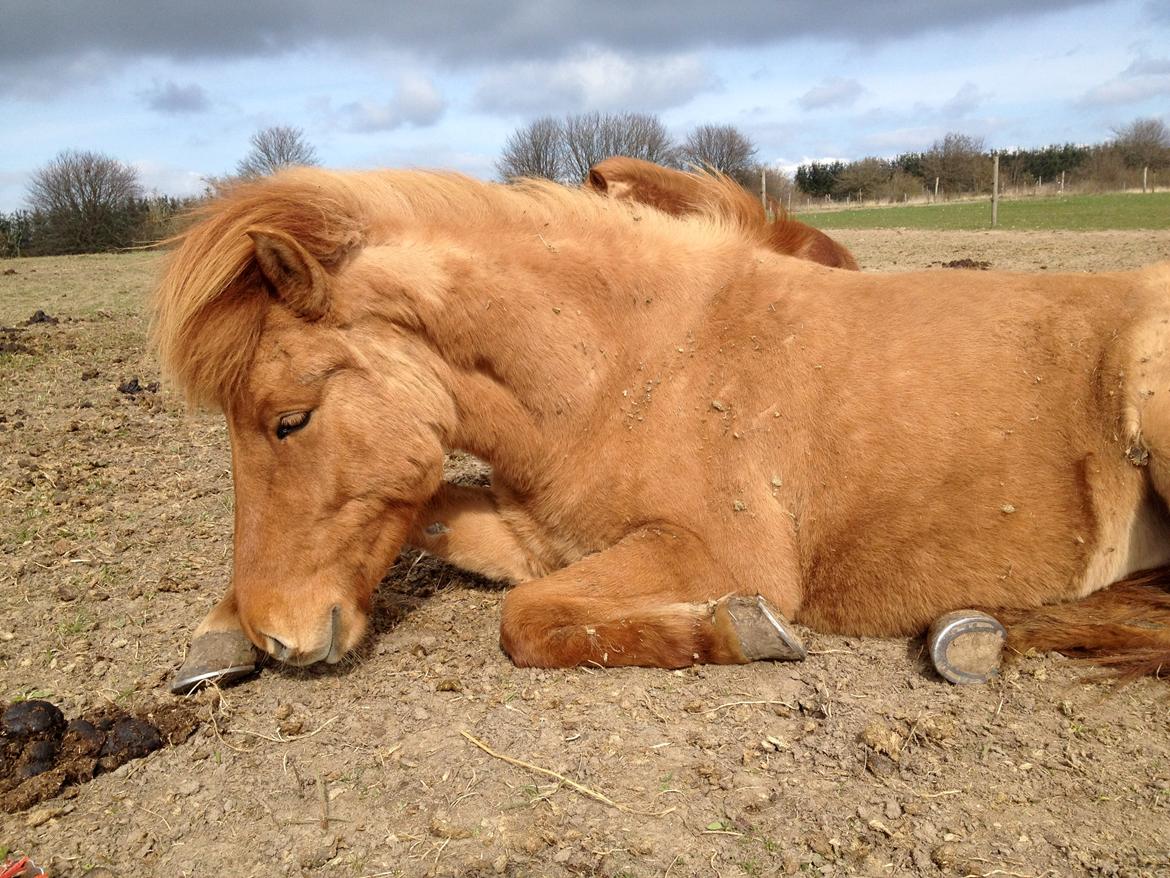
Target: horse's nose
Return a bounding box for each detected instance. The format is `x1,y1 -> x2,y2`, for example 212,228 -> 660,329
258,606 -> 342,666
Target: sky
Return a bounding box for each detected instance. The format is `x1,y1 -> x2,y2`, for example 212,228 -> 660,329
1,0 -> 1168,211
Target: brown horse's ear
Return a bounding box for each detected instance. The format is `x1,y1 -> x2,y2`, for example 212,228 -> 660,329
246,227 -> 330,321
587,168 -> 608,193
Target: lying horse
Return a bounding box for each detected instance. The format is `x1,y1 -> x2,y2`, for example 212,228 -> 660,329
586,156 -> 860,270
155,167 -> 1170,682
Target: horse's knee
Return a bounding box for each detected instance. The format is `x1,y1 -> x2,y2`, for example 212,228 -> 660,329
498,587 -> 550,667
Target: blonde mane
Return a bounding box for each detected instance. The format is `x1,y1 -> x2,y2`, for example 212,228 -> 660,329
153,167 -> 756,408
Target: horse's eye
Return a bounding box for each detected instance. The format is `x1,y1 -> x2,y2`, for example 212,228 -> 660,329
275,411 -> 311,440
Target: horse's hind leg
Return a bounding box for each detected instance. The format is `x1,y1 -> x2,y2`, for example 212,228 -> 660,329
498,527 -> 805,668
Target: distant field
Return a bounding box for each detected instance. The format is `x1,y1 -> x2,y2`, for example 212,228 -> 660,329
799,192 -> 1170,231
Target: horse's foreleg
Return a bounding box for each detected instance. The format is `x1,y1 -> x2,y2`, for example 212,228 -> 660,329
498,527 -> 805,669
171,587 -> 260,693
408,483 -> 548,583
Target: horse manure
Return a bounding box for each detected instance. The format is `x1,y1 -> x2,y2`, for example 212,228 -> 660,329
116,377 -> 159,395
0,698 -> 201,813
24,309 -> 59,325
2,699 -> 65,738
98,716 -> 164,767
936,259 -> 992,270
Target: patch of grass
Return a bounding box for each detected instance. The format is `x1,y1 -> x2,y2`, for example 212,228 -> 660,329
0,251 -> 161,325
57,610 -> 96,636
11,688 -> 55,702
800,192 -> 1170,231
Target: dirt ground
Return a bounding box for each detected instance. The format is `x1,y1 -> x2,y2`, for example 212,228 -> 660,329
2,229 -> 1170,878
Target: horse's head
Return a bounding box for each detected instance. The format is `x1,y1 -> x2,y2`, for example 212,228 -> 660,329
157,189 -> 455,666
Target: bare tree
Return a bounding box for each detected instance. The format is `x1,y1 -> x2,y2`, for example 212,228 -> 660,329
921,132 -> 989,195
833,157 -> 893,201
26,149 -> 143,253
236,125 -> 320,178
680,124 -> 758,183
561,112 -> 678,181
1112,117 -> 1170,170
496,116 -> 565,182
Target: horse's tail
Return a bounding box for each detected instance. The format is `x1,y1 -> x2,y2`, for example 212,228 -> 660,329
990,567 -> 1170,681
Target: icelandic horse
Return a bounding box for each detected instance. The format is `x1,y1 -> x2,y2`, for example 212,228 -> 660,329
586,156 -> 860,270
153,167 -> 1170,689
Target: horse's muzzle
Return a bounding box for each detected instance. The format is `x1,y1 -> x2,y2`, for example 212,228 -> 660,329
259,604 -> 343,666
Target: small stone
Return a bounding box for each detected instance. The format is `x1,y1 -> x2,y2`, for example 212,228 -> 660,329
492,854 -> 508,874
435,678 -> 462,692
711,400 -> 728,412
733,499 -> 747,512
1001,503 -> 1016,514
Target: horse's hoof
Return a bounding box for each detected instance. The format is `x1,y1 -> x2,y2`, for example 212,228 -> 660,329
718,595 -> 807,662
170,631 -> 260,695
928,610 -> 1006,684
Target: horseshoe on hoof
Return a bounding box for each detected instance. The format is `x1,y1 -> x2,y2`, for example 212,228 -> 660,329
170,631 -> 261,695
928,610 -> 1007,685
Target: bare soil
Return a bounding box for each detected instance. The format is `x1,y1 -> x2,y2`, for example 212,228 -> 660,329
2,230 -> 1169,878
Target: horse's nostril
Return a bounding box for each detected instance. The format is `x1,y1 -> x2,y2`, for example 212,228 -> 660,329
327,605 -> 341,663
261,632 -> 290,660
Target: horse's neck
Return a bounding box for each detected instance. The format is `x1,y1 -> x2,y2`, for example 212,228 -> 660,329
409,238 -> 695,491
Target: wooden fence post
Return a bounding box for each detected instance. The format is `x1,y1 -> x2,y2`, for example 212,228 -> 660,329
991,153 -> 999,228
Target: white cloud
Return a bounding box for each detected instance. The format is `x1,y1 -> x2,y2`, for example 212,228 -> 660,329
1079,51 -> 1170,106
140,79 -> 211,114
940,82 -> 989,117
474,48 -> 717,114
329,74 -> 446,133
131,161 -> 208,199
796,77 -> 864,111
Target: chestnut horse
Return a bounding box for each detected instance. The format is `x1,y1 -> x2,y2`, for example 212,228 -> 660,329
155,167 -> 1170,678
586,156 -> 860,270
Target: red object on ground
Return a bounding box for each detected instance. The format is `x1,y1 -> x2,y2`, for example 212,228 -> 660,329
0,856 -> 47,878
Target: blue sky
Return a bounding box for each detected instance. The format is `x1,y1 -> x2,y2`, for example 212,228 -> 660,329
1,0 -> 1167,211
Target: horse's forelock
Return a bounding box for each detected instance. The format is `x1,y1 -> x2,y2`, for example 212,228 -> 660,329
152,170 -> 367,409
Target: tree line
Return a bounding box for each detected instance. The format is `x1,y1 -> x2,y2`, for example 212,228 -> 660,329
795,120 -> 1169,202
3,117 -> 1167,259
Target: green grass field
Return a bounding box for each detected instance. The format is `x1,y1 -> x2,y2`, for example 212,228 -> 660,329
799,192 -> 1170,231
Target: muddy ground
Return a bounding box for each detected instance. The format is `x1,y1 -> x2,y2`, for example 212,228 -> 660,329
2,229 -> 1169,878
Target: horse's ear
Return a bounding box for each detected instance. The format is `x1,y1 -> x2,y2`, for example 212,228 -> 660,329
246,228 -> 330,321
587,168 -> 608,193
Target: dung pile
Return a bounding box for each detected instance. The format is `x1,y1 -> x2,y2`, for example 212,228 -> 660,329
0,699 -> 201,812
